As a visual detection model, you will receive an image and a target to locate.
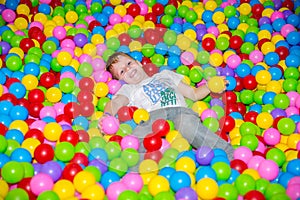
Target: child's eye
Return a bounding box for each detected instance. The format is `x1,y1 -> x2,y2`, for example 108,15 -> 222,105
127,61 -> 131,66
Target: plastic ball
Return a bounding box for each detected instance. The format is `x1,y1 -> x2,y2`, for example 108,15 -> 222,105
196,146 -> 214,165
207,76 -> 226,93
101,115 -> 120,135
1,161 -> 24,184
196,178 -> 218,199
73,171 -> 96,193
133,108 -> 150,124
170,171 -> 191,192
53,179 -> 75,200
257,159 -> 279,181
106,181 -> 128,200
148,175 -> 170,196
30,173 -> 54,196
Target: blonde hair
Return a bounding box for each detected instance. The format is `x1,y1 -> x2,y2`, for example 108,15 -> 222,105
106,52 -> 133,78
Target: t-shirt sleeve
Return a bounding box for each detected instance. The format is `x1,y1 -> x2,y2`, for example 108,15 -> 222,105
161,70 -> 184,86
113,84 -> 132,99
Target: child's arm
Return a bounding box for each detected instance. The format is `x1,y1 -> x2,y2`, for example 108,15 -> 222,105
103,94 -> 130,116
178,80 -> 211,101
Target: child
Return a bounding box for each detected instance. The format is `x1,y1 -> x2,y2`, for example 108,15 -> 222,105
100,52 -> 234,160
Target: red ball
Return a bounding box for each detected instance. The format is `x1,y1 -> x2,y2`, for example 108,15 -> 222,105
257,38 -> 270,50
56,114 -> 72,125
28,102 -> 44,118
244,190 -> 266,200
60,130 -> 79,146
79,77 -> 95,91
152,3 -> 164,16
18,98 -> 30,110
144,150 -> 163,163
144,29 -> 161,45
0,93 -> 18,105
118,33 -> 132,46
5,78 -> 20,88
143,63 -> 159,77
17,177 -> 36,200
117,106 -> 135,122
168,0 -> 178,8
28,88 -> 45,103
282,0 -> 294,10
62,163 -> 83,182
215,130 -> 229,142
70,152 -> 89,166
30,31 -> 46,45
127,4 -> 141,17
236,102 -> 247,116
219,116 -> 235,132
251,4 -> 264,19
202,37 -> 216,52
0,123 -> 8,136
88,20 -> 102,32
77,90 -> 93,103
109,135 -> 123,145
25,129 -> 44,143
20,38 -> 35,53
145,12 -> 157,24
143,133 -> 162,152
155,24 -> 167,37
225,103 -> 238,115
275,46 -> 289,60
76,130 -> 90,142
243,75 -> 257,90
272,116 -> 284,129
39,72 -> 56,88
222,91 -> 237,104
244,111 -> 259,124
152,119 -> 170,137
141,57 -> 151,65
230,159 -> 248,173
229,35 -> 243,50
34,143 -> 54,164
64,102 -> 81,119
234,76 -> 244,91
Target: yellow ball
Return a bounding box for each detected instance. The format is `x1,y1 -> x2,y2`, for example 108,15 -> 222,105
9,47 -> 24,59
223,50 -> 235,63
81,184 -> 105,200
73,171 -> 96,193
148,175 -> 170,196
0,85 -> 3,97
21,138 -> 40,157
192,101 -> 208,116
114,5 -> 127,17
91,34 -> 104,45
266,80 -> 282,94
166,130 -> 182,143
129,40 -> 142,52
229,127 -> 241,140
176,34 -> 191,50
275,143 -> 289,152
256,112 -> 273,129
287,134 -> 300,149
44,122 -> 63,142
261,42 -> 276,55
238,3 -> 251,16
207,76 -> 226,93
285,150 -> 298,161
212,11 -> 225,24
171,137 -> 190,152
46,87 -> 62,103
74,47 -> 83,58
139,159 -> 159,174
140,172 -> 156,185
53,180 -> 75,200
113,23 -> 126,34
237,23 -> 249,33
230,136 -> 241,146
83,43 -> 96,56
0,180 -> 9,198
184,29 -> 197,41
217,24 -> 229,33
94,82 -> 109,98
133,108 -> 150,124
143,21 -> 155,30
65,11 -> 78,24
69,59 -> 80,71
57,51 -> 73,66
255,70 -> 271,85
110,0 -> 121,6
271,34 -> 285,45
9,120 -> 29,135
175,157 -> 196,173
196,178 -> 218,199
17,4 -> 30,15
44,25 -> 54,37
262,8 -> 274,18
204,1 -> 217,11
209,53 -> 223,67
14,17 -> 28,30
33,13 -> 48,24
52,16 -> 65,26
243,169 -> 260,180
258,30 -> 272,40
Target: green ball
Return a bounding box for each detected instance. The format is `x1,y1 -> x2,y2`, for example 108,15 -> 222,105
53,6 -> 65,17
212,162 -> 231,181
37,190 -> 60,200
119,190 -> 139,200
50,58 -> 63,72
232,29 -> 245,40
234,174 -> 256,195
106,37 -> 120,51
239,122 -> 257,136
197,50 -> 210,64
167,120 -> 175,130
75,142 -> 91,156
203,67 -> 217,79
142,43 -> 155,58
224,5 -> 236,18
90,2 -> 103,14
189,68 -> 203,83
75,4 -> 88,15
240,134 -> 258,151
28,47 -> 43,58
108,157 -> 128,177
163,30 -> 177,46
176,65 -> 190,76
253,90 -> 265,105
185,10 -> 198,23
216,37 -> 229,51
164,5 -> 177,16
2,30 -> 15,43
256,178 -> 270,194
158,157 -> 175,169
84,166 -> 102,182
144,0 -> 156,7
178,5 -> 189,18
97,97 -> 110,111
55,142 -> 75,162
269,193 -> 291,200
240,89 -> 254,105
5,188 -> 29,200
59,78 -> 75,93
273,94 -> 290,109
265,183 -> 286,200
0,135 -> 8,153
218,183 -> 239,200
247,18 -> 259,27
120,148 -> 140,167
102,49 -> 115,62
151,54 -> 165,66
266,148 -> 286,167
1,161 -> 24,184
42,40 -> 57,54
211,105 -> 225,119
240,42 -> 255,54
154,191 -> 175,200
21,162 -> 34,178
5,139 -> 20,156
163,148 -> 179,160
6,55 -> 23,71
246,26 -> 260,34
161,14 -> 174,28
277,117 -> 296,136
78,62 -> 93,77
104,141 -> 121,161
89,136 -> 106,149
262,104 -> 275,113
24,53 -> 40,65
67,27 -> 77,36
117,123 -> 133,136
128,25 -> 142,39
283,78 -> 298,92
11,35 -> 25,47
203,117 -> 219,133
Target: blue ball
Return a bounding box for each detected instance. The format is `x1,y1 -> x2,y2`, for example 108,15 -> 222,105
11,71 -> 24,81
0,114 -> 12,127
88,148 -> 108,162
227,169 -> 240,184
285,54 -> 300,68
167,56 -> 181,70
100,171 -> 120,190
268,66 -> 283,80
118,45 -> 130,54
265,52 -> 280,66
8,82 -> 26,99
244,32 -> 258,45
170,23 -> 183,34
170,171 -> 191,192
159,167 -> 175,181
73,116 -> 89,130
286,159 -> 300,176
202,10 -> 213,23
235,63 -> 251,78
24,63 -> 40,76
249,104 -> 262,113
272,18 -> 286,32
195,166 -> 217,181
0,71 -> 6,85
168,45 -> 181,57
38,3 -> 51,15
11,148 -> 32,162
278,172 -> 294,188
155,42 -> 168,55
10,105 -> 28,121
287,14 -> 300,27
262,91 -> 276,104
61,93 -> 77,104
225,76 -> 237,91
0,101 -> 14,115
5,129 -> 24,144
0,154 -> 10,168
286,31 -> 300,46
227,16 -> 240,30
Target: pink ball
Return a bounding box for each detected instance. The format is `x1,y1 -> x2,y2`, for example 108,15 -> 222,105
101,116 -> 120,135
249,50 -> 264,64
39,0 -> 51,3
122,15 -> 134,24
39,106 -> 57,119
255,141 -> 266,154
286,184 -> 300,200
160,139 -> 170,153
227,54 -> 241,69
207,26 -> 219,37
109,14 -> 122,25
30,173 -> 54,196
92,58 -> 106,72
233,146 -> 253,163
257,159 -> 279,181
30,120 -> 46,131
108,79 -> 122,95
121,135 -> 140,150
96,44 -> 107,56
296,96 -> 300,109
121,173 -> 143,192
51,50 -> 60,58
288,176 -> 300,187
29,21 -> 44,30
79,54 -> 92,64
61,39 -> 76,49
270,11 -> 284,22
106,182 -> 128,200
54,102 -> 65,115
53,26 -> 66,40
281,24 -> 296,37
60,71 -> 76,81
286,91 -> 299,107
2,9 -> 16,23
61,48 -> 75,57
297,123 -> 300,135
93,70 -> 110,83
263,128 -> 281,146
247,155 -> 265,170
286,106 -> 299,117
200,109 -> 218,121
180,52 -> 194,66
138,3 -> 148,15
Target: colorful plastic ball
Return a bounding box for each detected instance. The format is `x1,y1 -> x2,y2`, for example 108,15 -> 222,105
101,115 -> 120,135
202,37 -> 216,52
211,161 -> 231,181
196,146 -> 214,165
148,175 -> 170,196
257,159 -> 279,181
143,133 -> 162,152
53,179 -> 75,200
73,171 -> 96,193
233,146 -> 253,163
121,173 -> 143,193
1,161 -> 24,184
54,142 -> 75,162
106,181 -> 128,200
30,173 -> 54,196
207,76 -> 226,93
170,171 -> 191,192
175,187 -> 198,200
5,188 -> 29,200
286,159 -> 300,176
234,174 -> 256,196
196,178 -> 218,199
133,108 -> 150,124
277,117 -> 296,136
10,147 -> 31,162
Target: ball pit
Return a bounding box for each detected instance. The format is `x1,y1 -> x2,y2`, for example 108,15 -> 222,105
0,0 -> 300,199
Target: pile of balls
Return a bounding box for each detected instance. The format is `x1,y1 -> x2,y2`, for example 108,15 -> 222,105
0,0 -> 300,199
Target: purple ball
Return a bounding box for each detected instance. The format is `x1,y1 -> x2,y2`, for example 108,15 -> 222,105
196,29 -> 207,41
273,0 -> 282,10
41,161 -> 62,182
283,10 -> 293,19
221,66 -> 235,76
196,24 -> 206,30
210,98 -> 224,107
259,17 -> 271,26
74,33 -> 88,48
0,41 -> 11,55
174,17 -> 183,24
33,163 -> 42,175
0,4 -> 6,14
175,187 -> 198,200
89,159 -> 108,174
196,146 -> 214,165
271,108 -> 287,118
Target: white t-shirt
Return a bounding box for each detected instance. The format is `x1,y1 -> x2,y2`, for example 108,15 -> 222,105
114,70 -> 187,112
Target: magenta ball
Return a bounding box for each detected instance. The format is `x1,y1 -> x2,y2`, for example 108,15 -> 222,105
288,176 -> 300,187
200,109 -> 218,121
101,116 -> 120,135
30,173 -> 54,196
286,91 -> 299,107
180,52 -> 194,65
2,9 -> 16,23
233,146 -> 253,163
249,50 -> 264,64
39,106 -> 57,119
263,128 -> 281,146
107,79 -> 122,95
258,159 -> 279,181
106,181 -> 128,200
255,141 -> 266,154
120,135 -> 140,150
227,54 -> 241,69
247,155 -> 265,170
121,173 -> 143,192
286,184 -> 300,200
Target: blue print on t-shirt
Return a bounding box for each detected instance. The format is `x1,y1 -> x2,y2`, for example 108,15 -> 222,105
143,79 -> 166,104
